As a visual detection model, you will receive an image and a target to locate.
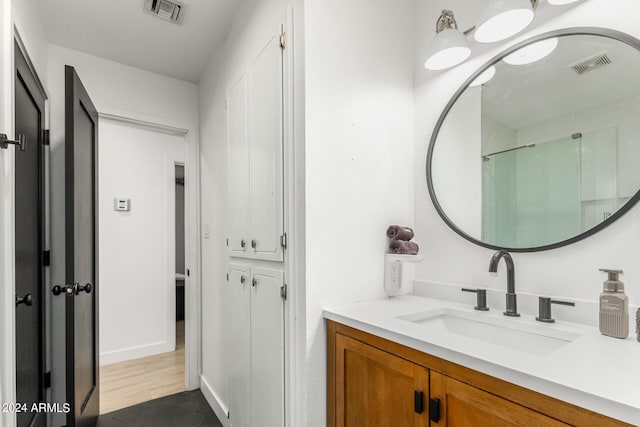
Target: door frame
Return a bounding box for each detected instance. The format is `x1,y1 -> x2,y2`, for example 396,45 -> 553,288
96,105 -> 201,390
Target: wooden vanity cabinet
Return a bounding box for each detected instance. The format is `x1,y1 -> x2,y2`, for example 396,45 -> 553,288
336,334 -> 430,426
327,320 -> 633,427
430,371 -> 567,426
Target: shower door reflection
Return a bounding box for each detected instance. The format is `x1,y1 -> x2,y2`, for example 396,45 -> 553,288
482,128 -> 617,248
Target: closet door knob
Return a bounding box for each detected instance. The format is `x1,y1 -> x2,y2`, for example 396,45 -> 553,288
75,283 -> 92,295
15,293 -> 33,307
52,284 -> 74,296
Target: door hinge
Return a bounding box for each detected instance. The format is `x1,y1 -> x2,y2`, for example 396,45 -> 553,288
43,250 -> 51,267
43,371 -> 51,389
226,238 -> 229,247
280,233 -> 287,249
280,284 -> 287,300
226,273 -> 229,282
429,397 -> 441,422
279,32 -> 286,49
43,129 -> 50,146
225,99 -> 228,110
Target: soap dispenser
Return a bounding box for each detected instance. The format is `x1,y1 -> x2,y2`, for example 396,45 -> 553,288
599,268 -> 629,339
383,254 -> 423,297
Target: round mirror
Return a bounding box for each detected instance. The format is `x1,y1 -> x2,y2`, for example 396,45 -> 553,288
427,28 -> 640,251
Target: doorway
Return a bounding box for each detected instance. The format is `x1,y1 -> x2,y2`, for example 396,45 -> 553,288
175,164 -> 186,352
96,119 -> 186,414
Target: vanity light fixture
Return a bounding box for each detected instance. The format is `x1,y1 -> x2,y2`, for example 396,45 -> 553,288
424,10 -> 471,71
469,66 -> 497,87
475,0 -> 537,44
503,37 -> 558,65
425,0 -> 580,71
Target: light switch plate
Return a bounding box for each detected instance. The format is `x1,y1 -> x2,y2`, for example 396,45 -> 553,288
114,198 -> 130,212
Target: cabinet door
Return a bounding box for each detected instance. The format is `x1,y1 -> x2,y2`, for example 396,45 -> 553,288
247,32 -> 284,261
228,265 -> 251,427
227,75 -> 250,257
250,268 -> 285,427
429,371 -> 569,427
335,334 -> 430,427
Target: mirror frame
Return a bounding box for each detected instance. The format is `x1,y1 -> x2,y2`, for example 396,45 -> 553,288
426,27 -> 640,252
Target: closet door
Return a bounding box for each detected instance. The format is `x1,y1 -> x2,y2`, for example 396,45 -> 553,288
248,32 -> 284,261
227,75 -> 250,257
250,268 -> 285,427
228,264 -> 251,427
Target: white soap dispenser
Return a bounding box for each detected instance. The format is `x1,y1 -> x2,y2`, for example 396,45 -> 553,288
384,254 -> 424,297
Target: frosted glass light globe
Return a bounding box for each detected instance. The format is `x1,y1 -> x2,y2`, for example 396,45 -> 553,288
503,37 -> 558,65
470,66 -> 497,87
475,0 -> 535,44
425,28 -> 471,71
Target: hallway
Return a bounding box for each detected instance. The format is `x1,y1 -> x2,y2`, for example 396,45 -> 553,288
100,321 -> 186,414
96,390 -> 220,427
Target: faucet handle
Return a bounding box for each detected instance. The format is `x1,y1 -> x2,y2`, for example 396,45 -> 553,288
536,297 -> 575,323
461,288 -> 490,311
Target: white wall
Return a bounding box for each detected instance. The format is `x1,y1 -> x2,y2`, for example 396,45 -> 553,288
46,43 -> 197,424
98,119 -> 184,365
0,0 -> 14,425
414,0 -> 640,309
303,0 -> 416,425
198,0 -> 293,423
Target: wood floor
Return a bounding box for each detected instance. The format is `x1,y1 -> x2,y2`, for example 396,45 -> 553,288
100,321 -> 186,414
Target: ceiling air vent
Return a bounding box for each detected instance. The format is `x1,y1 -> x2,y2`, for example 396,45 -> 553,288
570,53 -> 612,76
144,0 -> 186,24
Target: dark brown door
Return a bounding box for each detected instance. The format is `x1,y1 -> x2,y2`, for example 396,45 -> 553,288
65,65 -> 99,427
14,42 -> 46,427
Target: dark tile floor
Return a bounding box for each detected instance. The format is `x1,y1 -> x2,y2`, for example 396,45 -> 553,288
97,390 -> 223,427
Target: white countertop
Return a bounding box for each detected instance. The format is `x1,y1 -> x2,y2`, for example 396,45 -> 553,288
324,295 -> 640,425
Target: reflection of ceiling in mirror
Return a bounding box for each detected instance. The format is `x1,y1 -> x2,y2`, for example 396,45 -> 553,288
481,35 -> 640,130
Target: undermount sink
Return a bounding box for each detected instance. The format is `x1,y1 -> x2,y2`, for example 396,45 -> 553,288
397,308 -> 581,356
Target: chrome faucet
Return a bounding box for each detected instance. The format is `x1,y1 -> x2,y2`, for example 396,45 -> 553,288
489,250 -> 520,317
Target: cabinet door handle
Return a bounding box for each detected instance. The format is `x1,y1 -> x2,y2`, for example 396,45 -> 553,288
414,390 -> 424,414
241,239 -> 246,249
251,239 -> 257,249
252,278 -> 258,287
240,275 -> 246,284
429,397 -> 441,422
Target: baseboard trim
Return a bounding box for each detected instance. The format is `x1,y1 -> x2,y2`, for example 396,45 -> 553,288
200,375 -> 230,426
99,340 -> 174,365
